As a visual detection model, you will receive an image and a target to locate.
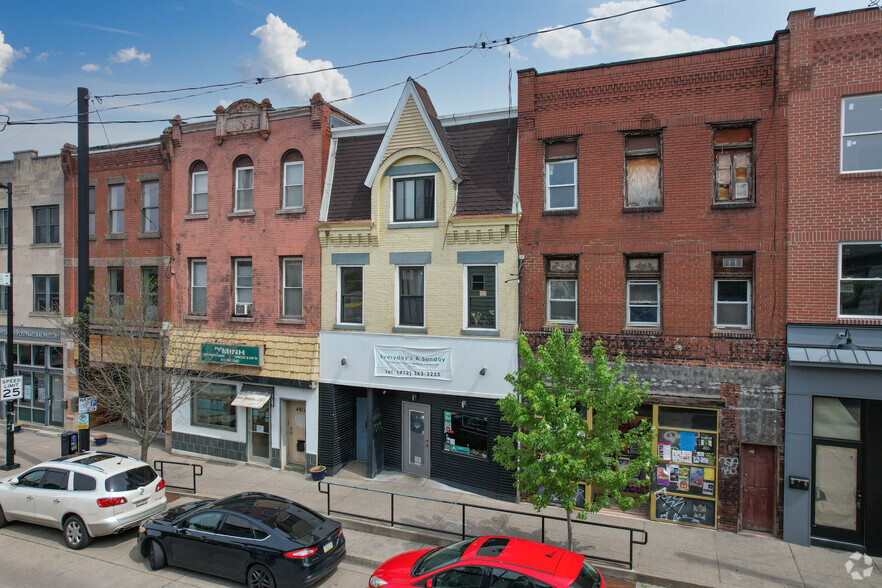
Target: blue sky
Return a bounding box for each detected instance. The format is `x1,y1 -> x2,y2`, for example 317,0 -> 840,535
0,0 -> 868,160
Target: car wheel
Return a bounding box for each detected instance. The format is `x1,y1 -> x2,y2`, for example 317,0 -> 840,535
246,563 -> 276,588
63,515 -> 92,549
148,540 -> 167,570
0,505 -> 7,528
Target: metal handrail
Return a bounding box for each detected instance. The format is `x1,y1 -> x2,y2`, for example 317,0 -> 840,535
153,459 -> 203,494
318,480 -> 647,570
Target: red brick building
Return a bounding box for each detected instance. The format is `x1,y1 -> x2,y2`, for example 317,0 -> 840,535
780,7 -> 882,555
61,137 -> 173,429
518,41 -> 788,532
165,96 -> 360,469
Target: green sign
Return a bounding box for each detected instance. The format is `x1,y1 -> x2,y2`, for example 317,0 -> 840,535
201,343 -> 263,367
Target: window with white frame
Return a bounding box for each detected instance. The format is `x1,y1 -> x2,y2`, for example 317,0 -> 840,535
842,94 -> 882,173
544,140 -> 577,211
190,161 -> 208,214
466,266 -> 496,329
141,180 -> 159,232
190,259 -> 207,315
624,133 -> 661,208
233,258 -> 252,314
109,184 -> 125,234
713,126 -> 753,202
713,253 -> 753,329
398,266 -> 425,326
282,151 -> 304,209
626,257 -> 661,327
546,257 -> 578,324
338,266 -> 363,325
392,176 -> 434,222
281,257 -> 303,317
234,156 -> 254,212
840,242 -> 882,317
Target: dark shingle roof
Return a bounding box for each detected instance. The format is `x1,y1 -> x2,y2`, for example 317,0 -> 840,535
326,133 -> 383,222
446,117 -> 516,216
326,115 -> 516,221
412,79 -> 460,179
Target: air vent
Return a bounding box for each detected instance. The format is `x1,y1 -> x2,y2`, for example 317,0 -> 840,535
722,258 -> 743,268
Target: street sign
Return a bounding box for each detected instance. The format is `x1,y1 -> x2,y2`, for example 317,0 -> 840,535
0,273 -> 10,286
78,397 -> 97,413
77,413 -> 89,429
0,376 -> 23,401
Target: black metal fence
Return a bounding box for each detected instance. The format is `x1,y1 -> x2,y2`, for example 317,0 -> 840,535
153,460 -> 203,494
318,480 -> 647,570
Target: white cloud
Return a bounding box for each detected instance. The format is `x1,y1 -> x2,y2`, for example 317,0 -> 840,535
585,0 -> 730,59
727,36 -> 743,46
497,44 -> 527,61
81,63 -> 101,72
245,14 -> 351,103
0,31 -> 18,87
111,46 -> 150,64
532,26 -> 596,59
4,101 -> 36,112
35,51 -> 50,62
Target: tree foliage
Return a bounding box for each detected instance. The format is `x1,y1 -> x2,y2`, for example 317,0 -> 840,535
57,260 -> 233,461
493,328 -> 656,549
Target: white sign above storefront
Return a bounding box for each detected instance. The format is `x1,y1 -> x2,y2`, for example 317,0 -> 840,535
374,346 -> 452,381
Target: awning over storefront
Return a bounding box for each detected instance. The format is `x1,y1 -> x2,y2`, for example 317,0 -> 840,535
231,390 -> 272,409
787,346 -> 882,366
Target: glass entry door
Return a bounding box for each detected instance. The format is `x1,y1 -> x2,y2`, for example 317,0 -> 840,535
402,402 -> 430,477
249,406 -> 271,465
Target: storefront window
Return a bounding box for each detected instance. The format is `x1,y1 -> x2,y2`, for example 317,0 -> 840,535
191,382 -> 237,431
812,397 -> 860,441
443,411 -> 488,459
50,346 -> 63,368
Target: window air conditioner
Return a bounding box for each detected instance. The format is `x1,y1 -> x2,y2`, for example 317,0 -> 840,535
234,302 -> 252,316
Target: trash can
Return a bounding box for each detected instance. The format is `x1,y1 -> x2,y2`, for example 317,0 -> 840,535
61,431 -> 78,456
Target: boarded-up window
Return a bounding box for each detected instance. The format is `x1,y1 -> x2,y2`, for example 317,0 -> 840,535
624,134 -> 661,208
714,126 -> 753,202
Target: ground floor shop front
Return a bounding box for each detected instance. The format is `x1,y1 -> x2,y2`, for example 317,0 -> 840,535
784,324 -> 882,556
171,376 -> 318,470
0,326 -> 65,427
317,330 -> 519,501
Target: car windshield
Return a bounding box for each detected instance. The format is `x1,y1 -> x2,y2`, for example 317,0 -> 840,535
105,465 -> 157,492
412,539 -> 473,577
569,562 -> 602,588
269,504 -> 325,540
214,496 -> 325,540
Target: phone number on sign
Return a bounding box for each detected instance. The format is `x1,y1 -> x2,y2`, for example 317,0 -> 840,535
384,369 -> 442,378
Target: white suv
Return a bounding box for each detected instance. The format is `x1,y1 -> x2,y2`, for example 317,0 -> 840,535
0,451 -> 167,549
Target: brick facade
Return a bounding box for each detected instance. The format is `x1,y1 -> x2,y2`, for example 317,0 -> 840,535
518,41 -> 788,533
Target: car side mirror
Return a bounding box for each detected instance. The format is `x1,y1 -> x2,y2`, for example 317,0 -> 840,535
8,477 -> 17,485
425,579 -> 432,588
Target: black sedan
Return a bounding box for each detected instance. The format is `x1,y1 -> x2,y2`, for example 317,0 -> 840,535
138,492 -> 346,588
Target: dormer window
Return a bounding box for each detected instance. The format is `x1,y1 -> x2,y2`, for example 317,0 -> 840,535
392,176 -> 434,223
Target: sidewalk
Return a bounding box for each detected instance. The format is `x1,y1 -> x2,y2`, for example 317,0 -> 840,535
3,423 -> 878,588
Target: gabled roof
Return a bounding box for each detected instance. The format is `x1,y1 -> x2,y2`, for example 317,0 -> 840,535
323,110 -> 516,222
364,78 -> 462,187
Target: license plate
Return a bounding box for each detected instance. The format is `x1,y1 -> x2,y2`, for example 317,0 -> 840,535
323,541 -> 333,553
134,498 -> 148,507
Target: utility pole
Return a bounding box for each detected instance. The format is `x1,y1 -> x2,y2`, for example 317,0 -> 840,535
76,87 -> 91,452
0,182 -> 18,471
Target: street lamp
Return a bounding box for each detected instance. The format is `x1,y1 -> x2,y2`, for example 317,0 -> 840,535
0,182 -> 19,471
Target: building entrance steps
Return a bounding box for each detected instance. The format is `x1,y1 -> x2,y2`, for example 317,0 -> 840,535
5,424 -> 879,587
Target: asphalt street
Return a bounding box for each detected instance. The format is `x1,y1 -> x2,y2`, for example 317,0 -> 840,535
0,497 -> 373,588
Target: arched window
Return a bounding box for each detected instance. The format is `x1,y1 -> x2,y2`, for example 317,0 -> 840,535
282,150 -> 304,210
190,161 -> 208,214
234,155 -> 254,212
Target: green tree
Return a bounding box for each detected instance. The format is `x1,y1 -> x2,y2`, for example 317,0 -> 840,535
493,328 -> 656,550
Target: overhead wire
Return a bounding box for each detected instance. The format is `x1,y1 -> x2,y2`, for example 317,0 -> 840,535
5,0 -> 686,128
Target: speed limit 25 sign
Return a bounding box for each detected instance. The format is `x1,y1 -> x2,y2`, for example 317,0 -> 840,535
1,376 -> 23,401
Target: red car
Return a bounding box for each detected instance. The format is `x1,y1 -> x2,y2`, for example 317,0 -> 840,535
369,535 -> 604,588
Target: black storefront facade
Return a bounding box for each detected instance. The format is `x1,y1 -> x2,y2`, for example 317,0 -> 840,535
317,331 -> 518,502
783,324 -> 882,556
